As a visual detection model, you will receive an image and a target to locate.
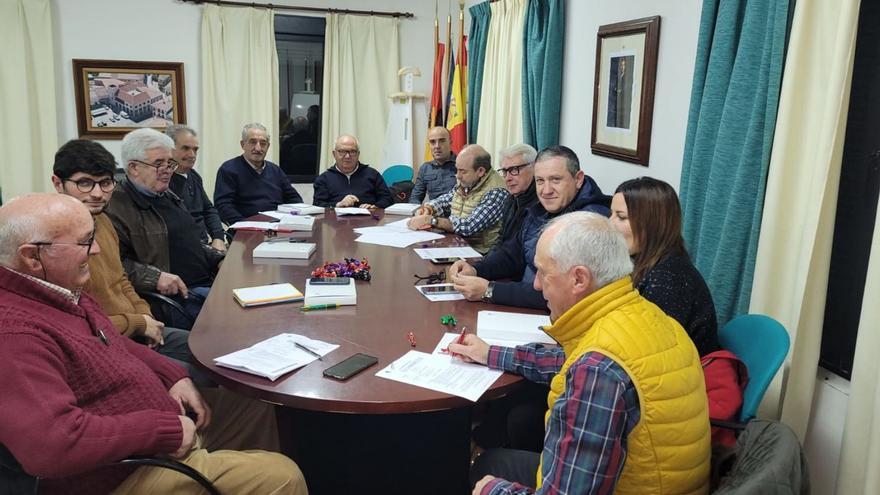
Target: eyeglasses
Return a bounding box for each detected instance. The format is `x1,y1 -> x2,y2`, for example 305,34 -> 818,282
131,159 -> 179,173
413,271 -> 446,285
498,163 -> 530,177
30,232 -> 96,255
64,178 -> 117,193
334,149 -> 360,157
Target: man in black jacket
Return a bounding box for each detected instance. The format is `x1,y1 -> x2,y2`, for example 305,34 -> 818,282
488,143 -> 538,254
312,134 -> 393,209
449,146 -> 610,309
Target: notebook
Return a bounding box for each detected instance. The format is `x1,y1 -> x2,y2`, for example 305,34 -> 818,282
232,283 -> 304,307
476,310 -> 555,346
252,241 -> 316,259
278,203 -> 325,215
384,203 -> 420,215
276,215 -> 315,231
304,277 -> 357,306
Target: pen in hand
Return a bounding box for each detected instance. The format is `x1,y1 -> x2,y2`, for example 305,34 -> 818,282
294,342 -> 323,361
450,326 -> 467,358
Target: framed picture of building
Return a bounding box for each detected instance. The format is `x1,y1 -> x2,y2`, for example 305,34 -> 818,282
72,59 -> 186,140
590,16 -> 660,166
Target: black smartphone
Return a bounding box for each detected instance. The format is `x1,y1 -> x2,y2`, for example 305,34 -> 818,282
310,277 -> 351,285
430,257 -> 461,264
421,285 -> 460,294
323,353 -> 379,380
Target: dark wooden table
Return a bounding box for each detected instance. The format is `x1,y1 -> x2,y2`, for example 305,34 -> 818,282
189,210 -> 546,495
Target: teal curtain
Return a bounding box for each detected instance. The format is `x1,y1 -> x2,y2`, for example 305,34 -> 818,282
522,0 -> 564,151
680,0 -> 791,326
467,2 -> 492,145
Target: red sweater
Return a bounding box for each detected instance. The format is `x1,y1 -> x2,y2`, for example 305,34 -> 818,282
0,267 -> 187,494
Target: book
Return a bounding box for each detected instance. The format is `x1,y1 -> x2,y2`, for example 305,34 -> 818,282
476,310 -> 555,346
384,203 -> 420,215
252,241 -> 316,259
232,283 -> 304,307
229,219 -> 313,233
278,203 -> 325,215
335,207 -> 372,215
304,277 -> 357,306
277,215 -> 315,231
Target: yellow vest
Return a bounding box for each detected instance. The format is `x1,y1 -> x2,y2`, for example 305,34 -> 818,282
448,169 -> 505,253
538,277 -> 710,495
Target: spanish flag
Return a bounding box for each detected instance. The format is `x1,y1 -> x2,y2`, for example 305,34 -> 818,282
446,29 -> 467,154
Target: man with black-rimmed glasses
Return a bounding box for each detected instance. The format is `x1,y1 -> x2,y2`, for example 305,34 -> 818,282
106,128 -> 224,329
491,144 -> 538,254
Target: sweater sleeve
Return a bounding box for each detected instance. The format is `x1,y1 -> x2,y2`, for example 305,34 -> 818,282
490,281 -> 548,310
312,173 -> 334,207
279,170 -> 304,203
195,173 -> 226,239
0,332 -> 182,479
213,164 -> 245,225
475,231 -> 527,281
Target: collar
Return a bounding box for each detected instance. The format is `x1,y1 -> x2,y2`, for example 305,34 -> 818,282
334,163 -> 361,178
243,155 -> 266,174
120,178 -> 184,210
431,154 -> 456,167
128,177 -> 162,198
543,277 -> 636,354
1,266 -> 81,304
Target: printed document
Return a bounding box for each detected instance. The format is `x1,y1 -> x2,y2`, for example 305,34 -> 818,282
214,333 -> 338,381
376,350 -> 503,402
413,246 -> 483,260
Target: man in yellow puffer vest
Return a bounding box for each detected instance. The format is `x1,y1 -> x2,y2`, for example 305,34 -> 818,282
450,211 -> 711,495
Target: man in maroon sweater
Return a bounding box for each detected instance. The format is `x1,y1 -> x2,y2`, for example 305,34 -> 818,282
0,194 -> 306,494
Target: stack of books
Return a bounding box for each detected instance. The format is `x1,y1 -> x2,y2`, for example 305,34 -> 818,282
278,203 -> 325,215
252,240 -> 316,259
304,278 -> 357,306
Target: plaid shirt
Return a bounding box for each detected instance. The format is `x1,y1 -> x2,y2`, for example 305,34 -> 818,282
482,344 -> 640,495
427,187 -> 509,237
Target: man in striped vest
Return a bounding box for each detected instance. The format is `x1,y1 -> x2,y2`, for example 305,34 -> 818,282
450,211 -> 711,495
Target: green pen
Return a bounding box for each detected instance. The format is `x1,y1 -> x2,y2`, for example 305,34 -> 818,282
300,303 -> 341,312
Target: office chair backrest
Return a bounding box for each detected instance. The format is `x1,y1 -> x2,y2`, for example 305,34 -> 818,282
382,165 -> 413,186
719,314 -> 790,422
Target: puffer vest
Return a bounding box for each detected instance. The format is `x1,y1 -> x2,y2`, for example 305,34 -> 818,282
538,277 -> 711,495
449,169 -> 506,253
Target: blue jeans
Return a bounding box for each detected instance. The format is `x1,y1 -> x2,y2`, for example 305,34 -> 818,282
169,285 -> 211,330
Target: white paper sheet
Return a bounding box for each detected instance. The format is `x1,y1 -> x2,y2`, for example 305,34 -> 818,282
214,333 -> 339,381
335,207 -> 372,215
432,332 -> 519,356
413,246 -> 483,260
355,231 -> 444,248
477,310 -> 555,346
375,350 -> 503,402
353,217 -> 412,234
384,203 -> 420,215
415,283 -> 466,302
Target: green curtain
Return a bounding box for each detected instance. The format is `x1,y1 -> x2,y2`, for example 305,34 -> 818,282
467,2 -> 492,145
680,0 -> 791,326
522,0 -> 564,151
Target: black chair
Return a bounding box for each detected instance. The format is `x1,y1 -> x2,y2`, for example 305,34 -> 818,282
138,290 -> 194,329
0,444 -> 220,495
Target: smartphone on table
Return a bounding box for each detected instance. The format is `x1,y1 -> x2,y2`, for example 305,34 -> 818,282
420,285 -> 460,294
429,257 -> 461,265
323,353 -> 379,380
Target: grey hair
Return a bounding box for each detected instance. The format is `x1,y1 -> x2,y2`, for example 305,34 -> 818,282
242,123 -> 270,141
0,200 -> 48,267
544,211 -> 633,289
165,124 -> 197,143
121,128 -> 175,166
535,145 -> 580,177
499,143 -> 537,165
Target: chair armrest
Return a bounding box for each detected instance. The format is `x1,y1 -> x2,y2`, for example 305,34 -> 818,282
138,291 -> 194,328
114,457 -> 220,495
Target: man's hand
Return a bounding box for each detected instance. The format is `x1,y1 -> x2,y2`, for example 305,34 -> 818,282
472,475 -> 496,495
452,274 -> 490,301
210,238 -> 227,252
448,260 -> 476,279
170,415 -> 197,459
141,315 -> 165,348
336,195 -> 360,207
157,272 -> 189,298
168,378 -> 212,429
448,334 -> 491,365
407,214 -> 433,230
415,205 -> 434,217
360,203 -> 377,210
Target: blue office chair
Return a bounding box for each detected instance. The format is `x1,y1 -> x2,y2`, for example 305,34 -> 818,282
382,165 -> 413,185
718,314 -> 790,422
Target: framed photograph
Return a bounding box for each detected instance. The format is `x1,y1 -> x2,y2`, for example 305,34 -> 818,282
72,59 -> 187,140
591,16 -> 661,166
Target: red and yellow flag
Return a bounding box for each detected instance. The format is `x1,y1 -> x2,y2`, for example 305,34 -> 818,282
446,15 -> 468,154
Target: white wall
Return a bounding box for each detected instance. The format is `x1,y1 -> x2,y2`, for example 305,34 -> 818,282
804,369 -> 850,494
559,0 -> 703,193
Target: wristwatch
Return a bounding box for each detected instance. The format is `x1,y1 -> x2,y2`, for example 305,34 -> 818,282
481,281 -> 495,303
430,216 -> 439,228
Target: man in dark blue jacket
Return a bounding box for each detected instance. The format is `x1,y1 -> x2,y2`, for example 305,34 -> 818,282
449,146 -> 610,309
312,135 -> 393,209
213,123 -> 303,225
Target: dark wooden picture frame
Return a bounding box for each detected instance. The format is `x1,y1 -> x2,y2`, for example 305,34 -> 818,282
590,16 -> 661,166
72,59 -> 186,140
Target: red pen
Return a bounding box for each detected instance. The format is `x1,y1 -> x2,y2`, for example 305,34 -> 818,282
450,326 -> 467,358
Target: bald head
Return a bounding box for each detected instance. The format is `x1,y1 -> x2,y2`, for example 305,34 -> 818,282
0,194 -> 96,288
332,134 -> 361,174
458,144 -> 491,173
427,127 -> 452,163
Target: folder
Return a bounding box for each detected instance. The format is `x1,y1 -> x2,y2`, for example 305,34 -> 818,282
233,283 -> 304,307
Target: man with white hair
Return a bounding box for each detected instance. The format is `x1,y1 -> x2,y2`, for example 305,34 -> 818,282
106,128 -> 224,328
0,194 -> 307,495
492,143 -> 538,251
450,212 -> 711,495
214,122 -> 303,225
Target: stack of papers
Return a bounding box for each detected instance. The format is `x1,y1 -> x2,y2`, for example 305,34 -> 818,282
232,283 -> 304,307
476,310 -> 555,346
304,278 -> 357,306
384,203 -> 420,215
252,240 -> 316,259
278,203 -> 325,215
352,218 -> 444,248
335,207 -> 372,215
413,246 -> 483,260
376,350 -> 503,402
214,333 -> 338,381
229,219 -> 313,232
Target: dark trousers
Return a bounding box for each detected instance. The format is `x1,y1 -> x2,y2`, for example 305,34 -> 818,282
472,381 -> 549,452
168,285 -> 210,329
470,448 -> 540,490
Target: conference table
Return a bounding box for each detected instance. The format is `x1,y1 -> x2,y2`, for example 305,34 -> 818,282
189,209 -> 547,495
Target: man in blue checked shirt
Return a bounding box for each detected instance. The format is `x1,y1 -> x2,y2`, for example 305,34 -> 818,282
406,144 -> 509,254
449,212 -> 711,495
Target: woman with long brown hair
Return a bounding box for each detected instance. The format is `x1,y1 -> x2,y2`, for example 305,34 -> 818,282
611,177 -> 720,356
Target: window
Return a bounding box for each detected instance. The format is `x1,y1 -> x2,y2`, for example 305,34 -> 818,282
275,15 -> 325,183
